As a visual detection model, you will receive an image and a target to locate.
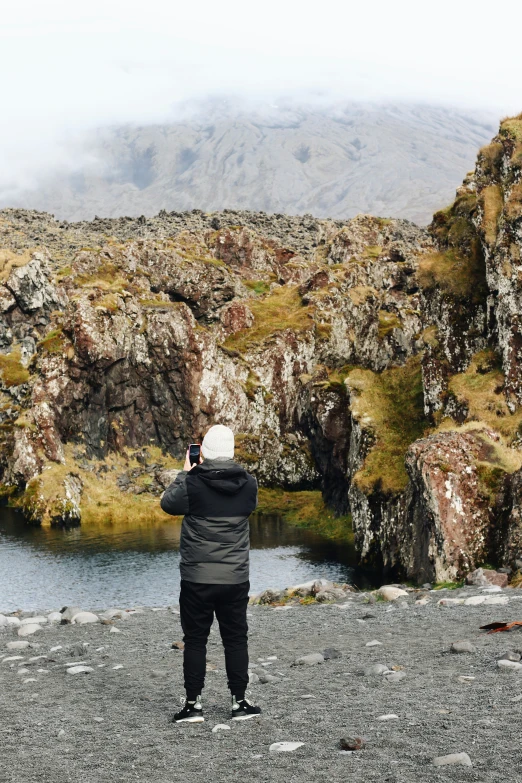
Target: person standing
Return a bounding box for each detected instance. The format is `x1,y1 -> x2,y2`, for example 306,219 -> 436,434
160,424 -> 261,723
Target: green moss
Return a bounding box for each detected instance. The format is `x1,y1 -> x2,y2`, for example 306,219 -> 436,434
364,245 -> 382,259
244,280 -> 271,295
243,370 -> 261,401
234,433 -> 260,466
378,310 -> 401,339
38,328 -> 66,354
348,357 -> 428,494
432,580 -> 465,590
0,350 -> 30,387
257,487 -> 353,542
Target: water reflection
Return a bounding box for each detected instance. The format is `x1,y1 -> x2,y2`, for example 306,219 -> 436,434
0,507 -> 375,611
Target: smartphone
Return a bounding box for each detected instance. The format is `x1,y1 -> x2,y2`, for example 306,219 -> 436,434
189,443 -> 201,466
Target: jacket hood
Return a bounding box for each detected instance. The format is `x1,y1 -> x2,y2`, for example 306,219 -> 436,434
192,460 -> 250,496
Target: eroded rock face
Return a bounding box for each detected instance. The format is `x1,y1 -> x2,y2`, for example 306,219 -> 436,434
0,115 -> 522,580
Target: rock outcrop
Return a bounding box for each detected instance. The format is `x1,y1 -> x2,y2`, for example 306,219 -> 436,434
1,113 -> 522,582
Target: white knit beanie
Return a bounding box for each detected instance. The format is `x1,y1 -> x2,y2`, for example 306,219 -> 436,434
201,424 -> 235,460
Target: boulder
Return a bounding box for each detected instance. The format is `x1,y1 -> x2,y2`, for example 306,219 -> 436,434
18,624 -> 42,637
60,607 -> 83,623
71,612 -> 99,625
378,586 -> 408,602
466,568 -> 509,588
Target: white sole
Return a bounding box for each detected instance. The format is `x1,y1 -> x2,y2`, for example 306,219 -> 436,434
175,716 -> 204,723
232,714 -> 259,721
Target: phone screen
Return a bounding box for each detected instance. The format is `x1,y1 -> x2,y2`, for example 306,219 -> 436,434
189,443 -> 201,466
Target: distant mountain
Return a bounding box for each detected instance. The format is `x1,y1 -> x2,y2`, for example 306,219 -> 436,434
1,101 -> 497,224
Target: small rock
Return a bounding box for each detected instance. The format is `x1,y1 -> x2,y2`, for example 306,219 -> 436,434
463,596 -> 485,606
248,672 -> 260,684
20,616 -> 47,626
18,624 -> 42,637
4,617 -> 21,627
71,612 -> 99,625
50,646 -> 63,652
365,640 -> 382,647
315,588 -> 346,603
384,671 -> 406,683
150,670 -> 168,678
451,641 -> 476,654
500,651 -> 521,662
364,664 -> 390,677
484,596 -> 509,606
323,648 -> 342,660
300,694 -> 315,699
212,724 -> 231,733
377,714 -> 399,721
172,641 -> 185,651
457,676 -> 476,683
293,653 -> 324,666
433,752 -> 472,767
437,598 -> 465,606
339,736 -> 367,751
6,641 -> 30,651
109,626 -> 121,634
66,665 -> 94,675
378,586 -> 408,601
422,583 -> 432,590
57,729 -> 66,740
23,678 -> 37,684
259,673 -> 280,684
47,612 -> 62,624
497,659 -> 522,672
269,742 -> 304,753
93,717 -> 104,722
112,664 -> 124,670
2,655 -> 25,663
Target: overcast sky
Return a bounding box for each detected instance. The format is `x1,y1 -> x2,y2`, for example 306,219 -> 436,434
1,0 -> 521,190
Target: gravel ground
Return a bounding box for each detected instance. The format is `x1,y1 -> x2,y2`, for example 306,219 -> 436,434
2,585 -> 522,783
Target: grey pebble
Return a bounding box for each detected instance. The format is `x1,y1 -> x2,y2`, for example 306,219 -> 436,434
450,641 -> 476,654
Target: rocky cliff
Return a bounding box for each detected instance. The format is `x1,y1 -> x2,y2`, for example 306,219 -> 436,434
0,113 -> 521,583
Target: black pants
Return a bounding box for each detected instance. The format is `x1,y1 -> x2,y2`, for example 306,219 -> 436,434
179,580 -> 250,701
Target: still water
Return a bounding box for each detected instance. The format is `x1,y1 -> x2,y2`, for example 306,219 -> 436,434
0,508 -> 373,611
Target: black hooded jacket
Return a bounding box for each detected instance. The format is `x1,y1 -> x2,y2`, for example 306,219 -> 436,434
160,459 -> 258,584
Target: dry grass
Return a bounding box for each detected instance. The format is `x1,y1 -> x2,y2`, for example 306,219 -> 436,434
478,142 -> 504,180
256,487 -> 353,541
0,249 -> 33,282
347,357 -> 428,494
500,116 -> 522,141
377,310 -> 401,339
445,350 -> 522,446
0,349 -> 30,387
15,445 -> 184,528
223,285 -> 313,352
417,245 -> 486,302
348,285 -> 377,305
75,262 -> 128,293
505,182 -> 522,221
482,185 -> 504,245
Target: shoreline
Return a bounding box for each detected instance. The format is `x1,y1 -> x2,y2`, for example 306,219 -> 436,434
2,581 -> 522,782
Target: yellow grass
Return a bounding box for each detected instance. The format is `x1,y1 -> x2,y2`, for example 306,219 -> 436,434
223,285 -> 313,352
0,249 -> 33,281
482,184 -> 504,245
347,357 -> 428,494
0,349 -> 30,387
257,487 -> 353,541
445,350 -> 522,447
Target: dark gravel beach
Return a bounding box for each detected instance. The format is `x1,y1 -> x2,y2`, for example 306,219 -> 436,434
2,585 -> 522,783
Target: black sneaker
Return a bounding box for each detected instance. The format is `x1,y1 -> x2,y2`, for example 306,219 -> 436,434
172,696 -> 204,723
231,696 -> 262,720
